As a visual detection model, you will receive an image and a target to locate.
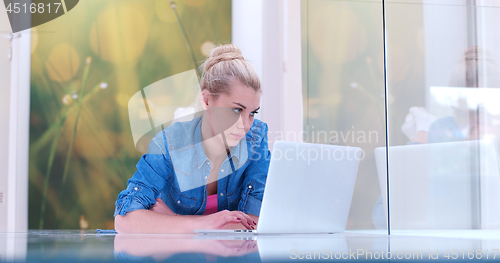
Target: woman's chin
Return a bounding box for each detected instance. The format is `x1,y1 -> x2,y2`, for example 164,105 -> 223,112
224,136 -> 243,147
226,140 -> 240,148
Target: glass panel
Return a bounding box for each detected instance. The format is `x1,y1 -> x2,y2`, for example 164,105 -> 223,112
302,0 -> 387,231
385,0 -> 500,232
28,0 -> 232,229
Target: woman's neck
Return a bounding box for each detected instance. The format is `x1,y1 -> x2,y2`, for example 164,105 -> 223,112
201,117 -> 230,163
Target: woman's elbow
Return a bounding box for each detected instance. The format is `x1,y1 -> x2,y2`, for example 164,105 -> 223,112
114,214 -> 129,234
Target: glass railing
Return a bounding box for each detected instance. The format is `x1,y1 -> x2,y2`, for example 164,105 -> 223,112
302,0 -> 500,234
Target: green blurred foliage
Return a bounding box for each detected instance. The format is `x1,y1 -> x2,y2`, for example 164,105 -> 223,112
29,0 -> 231,229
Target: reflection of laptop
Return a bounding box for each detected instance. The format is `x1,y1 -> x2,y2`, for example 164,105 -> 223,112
193,233 -> 349,261
374,140 -> 500,230
195,141 -> 361,234
257,234 -> 348,260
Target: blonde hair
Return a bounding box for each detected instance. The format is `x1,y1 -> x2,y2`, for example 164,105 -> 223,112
449,46 -> 500,88
201,44 -> 260,96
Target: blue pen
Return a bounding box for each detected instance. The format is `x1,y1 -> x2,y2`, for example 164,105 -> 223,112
96,229 -> 117,234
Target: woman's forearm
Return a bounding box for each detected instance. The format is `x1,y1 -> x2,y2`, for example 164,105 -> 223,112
115,208 -> 259,233
115,209 -> 199,234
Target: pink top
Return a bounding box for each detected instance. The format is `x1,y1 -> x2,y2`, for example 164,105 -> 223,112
203,194 -> 218,215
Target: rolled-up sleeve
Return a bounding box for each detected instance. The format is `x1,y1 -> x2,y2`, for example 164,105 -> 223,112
114,131 -> 173,217
238,123 -> 271,216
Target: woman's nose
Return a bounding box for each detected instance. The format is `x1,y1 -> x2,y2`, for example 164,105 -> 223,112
236,115 -> 244,129
236,114 -> 251,130
239,115 -> 252,132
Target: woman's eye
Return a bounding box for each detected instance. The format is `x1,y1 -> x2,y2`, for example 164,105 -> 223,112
233,108 -> 242,114
250,111 -> 258,116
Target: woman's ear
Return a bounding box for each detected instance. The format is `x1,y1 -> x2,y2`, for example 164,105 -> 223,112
200,90 -> 210,110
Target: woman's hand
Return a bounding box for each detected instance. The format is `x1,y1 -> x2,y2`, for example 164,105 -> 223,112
194,210 -> 257,230
204,240 -> 258,257
401,107 -> 437,143
220,214 -> 259,230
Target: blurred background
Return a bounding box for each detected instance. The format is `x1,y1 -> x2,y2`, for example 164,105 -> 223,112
1,0 -> 500,235
21,0 -> 230,230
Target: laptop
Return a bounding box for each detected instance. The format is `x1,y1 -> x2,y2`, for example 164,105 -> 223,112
374,140 -> 500,230
195,141 -> 361,234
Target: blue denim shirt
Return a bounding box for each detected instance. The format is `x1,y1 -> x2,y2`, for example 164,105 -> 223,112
428,116 -> 466,143
114,115 -> 270,217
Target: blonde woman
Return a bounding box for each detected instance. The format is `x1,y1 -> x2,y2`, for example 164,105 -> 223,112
114,44 -> 270,233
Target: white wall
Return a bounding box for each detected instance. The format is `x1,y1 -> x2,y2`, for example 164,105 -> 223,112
0,0 -> 12,233
0,3 -> 29,260
232,0 -> 303,150
8,27 -> 31,234
0,0 -> 31,235
232,0 -> 263,81
422,2 -> 470,117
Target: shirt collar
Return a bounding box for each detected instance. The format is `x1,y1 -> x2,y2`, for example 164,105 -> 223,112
194,117 -> 244,169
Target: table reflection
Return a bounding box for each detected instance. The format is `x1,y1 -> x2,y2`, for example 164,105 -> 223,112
113,233 -> 352,262
4,230 -> 500,262
114,234 -> 259,261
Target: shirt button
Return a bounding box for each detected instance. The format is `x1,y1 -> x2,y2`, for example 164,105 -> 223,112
248,185 -> 252,189
221,169 -> 224,172
205,176 -> 208,179
134,187 -> 138,191
177,200 -> 180,204
220,193 -> 223,196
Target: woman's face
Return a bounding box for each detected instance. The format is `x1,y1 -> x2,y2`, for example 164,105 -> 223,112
203,81 -> 261,147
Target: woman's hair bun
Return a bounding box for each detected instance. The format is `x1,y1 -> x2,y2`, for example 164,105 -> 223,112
199,43 -> 260,101
449,46 -> 500,88
209,44 -> 242,59
204,44 -> 244,73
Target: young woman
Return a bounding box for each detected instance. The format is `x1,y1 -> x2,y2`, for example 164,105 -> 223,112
114,44 -> 271,234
